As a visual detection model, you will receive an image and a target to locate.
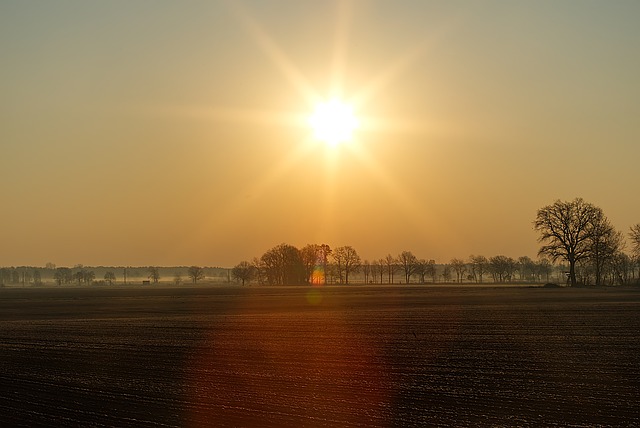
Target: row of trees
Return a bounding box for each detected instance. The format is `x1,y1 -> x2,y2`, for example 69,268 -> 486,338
231,245 -> 562,286
231,198 -> 639,287
3,198 -> 638,288
0,265 -> 209,286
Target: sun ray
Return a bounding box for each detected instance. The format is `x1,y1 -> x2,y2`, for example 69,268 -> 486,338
343,140 -> 448,242
350,42 -> 430,110
328,0 -> 355,98
230,2 -> 319,105
145,103 -> 307,129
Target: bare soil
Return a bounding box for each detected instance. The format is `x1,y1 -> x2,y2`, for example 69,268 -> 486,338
1,285 -> 639,427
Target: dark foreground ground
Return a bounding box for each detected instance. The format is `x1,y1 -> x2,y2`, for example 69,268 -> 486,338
0,285 -> 639,427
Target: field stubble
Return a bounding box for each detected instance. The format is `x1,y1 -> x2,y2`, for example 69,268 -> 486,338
0,285 -> 639,427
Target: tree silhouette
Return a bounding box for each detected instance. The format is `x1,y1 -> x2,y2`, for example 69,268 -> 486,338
488,255 -> 515,282
147,266 -> 160,283
398,251 -> 418,284
534,198 -> 609,286
384,254 -> 398,284
332,246 -> 361,284
630,224 -> 640,259
188,266 -> 205,283
104,271 -> 116,285
300,245 -> 317,284
260,243 -> 305,285
469,255 -> 488,283
450,258 -> 467,283
232,261 -> 255,286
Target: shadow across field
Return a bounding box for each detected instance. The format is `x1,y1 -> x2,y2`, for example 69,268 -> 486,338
1,285 -> 639,427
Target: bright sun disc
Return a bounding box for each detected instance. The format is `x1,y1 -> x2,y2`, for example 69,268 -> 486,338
308,99 -> 359,146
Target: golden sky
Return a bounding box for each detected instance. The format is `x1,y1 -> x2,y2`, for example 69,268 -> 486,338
1,1 -> 639,267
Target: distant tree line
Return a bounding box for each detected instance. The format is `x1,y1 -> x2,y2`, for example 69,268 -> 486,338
0,267 -> 43,286
0,265 -> 221,286
230,244 -> 562,286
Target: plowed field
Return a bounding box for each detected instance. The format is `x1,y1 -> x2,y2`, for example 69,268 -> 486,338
1,286 -> 638,427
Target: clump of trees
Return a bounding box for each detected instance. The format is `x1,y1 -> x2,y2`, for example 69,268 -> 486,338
232,243 -> 359,286
534,197 -> 637,286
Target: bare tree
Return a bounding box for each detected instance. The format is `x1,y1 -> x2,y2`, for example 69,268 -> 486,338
450,258 -> 467,283
188,266 -> 205,283
384,254 -> 399,284
534,258 -> 553,283
377,258 -> 386,283
442,264 -> 452,282
517,256 -> 535,281
300,244 -> 321,284
469,255 -> 488,283
488,255 -> 515,283
73,270 -> 84,285
414,259 -> 427,284
589,218 -> 622,286
534,198 -> 606,287
232,261 -> 255,286
397,251 -> 418,284
32,269 -> 42,285
18,268 -> 31,285
610,252 -> 634,285
332,246 -> 361,284
425,260 -> 437,283
370,260 -> 382,284
318,244 -> 332,285
147,266 -> 160,284
104,271 -> 116,285
173,271 -> 183,285
629,223 -> 640,259
362,260 -> 371,284
54,267 -> 73,285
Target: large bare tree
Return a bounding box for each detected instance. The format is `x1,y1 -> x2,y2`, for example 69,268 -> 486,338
398,251 -> 418,284
332,246 -> 361,284
534,198 -> 605,286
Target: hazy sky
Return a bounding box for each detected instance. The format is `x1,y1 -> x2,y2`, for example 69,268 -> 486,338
2,1 -> 639,267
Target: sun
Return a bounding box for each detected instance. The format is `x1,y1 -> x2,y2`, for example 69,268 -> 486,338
308,99 -> 359,146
